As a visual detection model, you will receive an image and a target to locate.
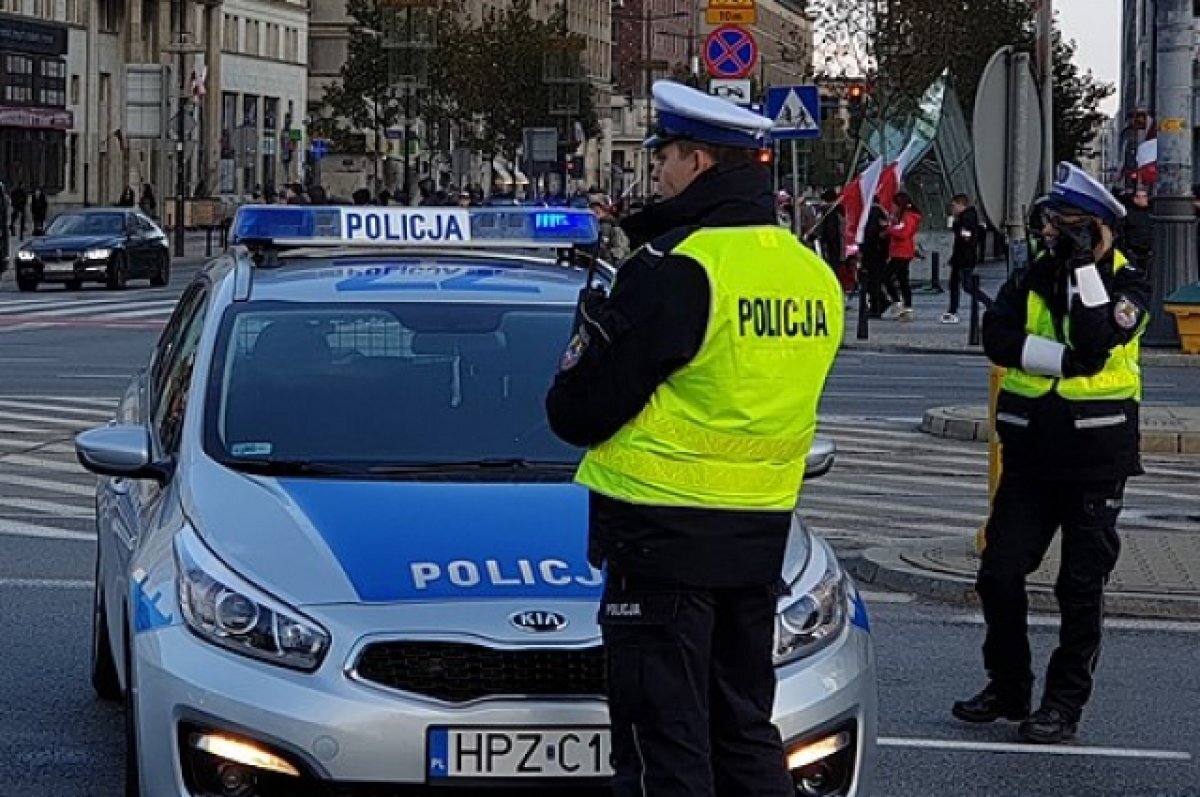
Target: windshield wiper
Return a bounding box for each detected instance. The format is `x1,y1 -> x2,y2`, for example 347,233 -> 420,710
366,458 -> 577,475
222,458 -> 363,476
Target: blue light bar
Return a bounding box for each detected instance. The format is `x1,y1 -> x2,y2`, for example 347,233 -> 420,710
229,205 -> 600,248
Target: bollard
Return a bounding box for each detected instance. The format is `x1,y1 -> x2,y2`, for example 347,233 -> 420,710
856,271 -> 869,340
977,364 -> 1006,554
205,226 -> 214,258
968,272 -> 982,346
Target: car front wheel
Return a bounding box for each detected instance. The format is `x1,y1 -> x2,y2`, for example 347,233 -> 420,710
16,276 -> 37,292
149,253 -> 169,287
106,254 -> 128,291
90,555 -> 121,702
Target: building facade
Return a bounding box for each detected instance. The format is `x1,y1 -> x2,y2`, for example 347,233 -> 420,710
309,0 -> 613,199
1119,0 -> 1200,190
0,0 -> 307,216
609,0 -> 815,199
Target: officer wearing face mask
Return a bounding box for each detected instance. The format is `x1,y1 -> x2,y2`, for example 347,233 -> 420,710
954,163 -> 1151,744
545,81 -> 844,797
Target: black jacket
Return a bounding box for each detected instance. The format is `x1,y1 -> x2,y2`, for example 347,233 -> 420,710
982,245 -> 1151,480
545,163 -> 795,588
1118,205 -> 1153,262
860,204 -> 889,268
951,206 -> 980,268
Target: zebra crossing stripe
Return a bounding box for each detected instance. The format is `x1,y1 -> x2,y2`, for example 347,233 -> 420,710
0,518 -> 94,541
0,497 -> 93,518
0,473 -> 95,497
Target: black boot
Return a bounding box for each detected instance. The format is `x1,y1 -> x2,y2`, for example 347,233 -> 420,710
1018,706 -> 1078,744
952,686 -> 1030,723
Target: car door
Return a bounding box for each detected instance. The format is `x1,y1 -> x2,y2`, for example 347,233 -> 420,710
125,212 -> 150,275
105,283 -> 210,609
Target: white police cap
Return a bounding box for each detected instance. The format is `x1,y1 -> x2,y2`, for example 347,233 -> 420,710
1045,162 -> 1127,226
644,80 -> 773,151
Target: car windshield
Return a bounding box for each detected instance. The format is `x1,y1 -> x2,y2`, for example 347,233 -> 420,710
46,213 -> 126,236
205,300 -> 581,472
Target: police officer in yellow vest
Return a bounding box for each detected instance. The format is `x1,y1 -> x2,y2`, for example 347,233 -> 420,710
546,81 -> 844,796
954,163 -> 1151,744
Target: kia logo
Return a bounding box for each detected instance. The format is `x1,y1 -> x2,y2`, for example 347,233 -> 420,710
509,610 -> 569,633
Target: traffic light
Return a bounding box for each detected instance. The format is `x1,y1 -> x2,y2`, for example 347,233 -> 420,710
847,84 -> 867,137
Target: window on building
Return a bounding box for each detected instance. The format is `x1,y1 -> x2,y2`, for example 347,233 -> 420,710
7,55 -> 32,75
221,91 -> 237,157
4,85 -> 30,102
266,23 -> 280,59
242,94 -> 258,128
40,88 -> 65,105
99,0 -> 121,33
264,97 -> 278,130
66,0 -> 86,25
42,61 -> 66,79
223,14 -> 238,52
245,20 -> 259,56
70,74 -> 80,104
99,73 -> 111,104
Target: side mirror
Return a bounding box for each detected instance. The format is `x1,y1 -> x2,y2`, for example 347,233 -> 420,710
804,435 -> 836,481
75,425 -> 172,485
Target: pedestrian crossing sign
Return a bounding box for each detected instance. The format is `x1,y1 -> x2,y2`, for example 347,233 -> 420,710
765,85 -> 821,140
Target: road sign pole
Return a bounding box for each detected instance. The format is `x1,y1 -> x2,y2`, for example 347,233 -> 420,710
790,139 -> 800,237
1004,51 -> 1033,276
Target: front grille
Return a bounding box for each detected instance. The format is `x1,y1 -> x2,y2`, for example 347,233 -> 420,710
39,253 -> 80,263
353,641 -> 606,703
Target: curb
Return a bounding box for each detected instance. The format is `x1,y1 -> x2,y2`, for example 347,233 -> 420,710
921,405 -> 1200,455
840,340 -> 1199,367
848,544 -> 1200,621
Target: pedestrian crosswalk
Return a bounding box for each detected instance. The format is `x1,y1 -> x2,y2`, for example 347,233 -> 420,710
2,398 -> 1199,552
0,293 -> 178,331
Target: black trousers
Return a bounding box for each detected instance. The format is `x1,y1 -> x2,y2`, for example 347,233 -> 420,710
600,574 -> 793,797
947,265 -> 993,315
883,257 -> 912,307
975,472 -> 1125,720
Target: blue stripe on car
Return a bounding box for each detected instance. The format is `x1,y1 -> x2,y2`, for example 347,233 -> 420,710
279,480 -> 602,602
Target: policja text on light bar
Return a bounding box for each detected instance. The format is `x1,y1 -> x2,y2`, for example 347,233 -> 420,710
343,208 -> 469,243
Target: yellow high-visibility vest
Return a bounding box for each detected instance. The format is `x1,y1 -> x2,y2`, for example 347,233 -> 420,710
575,226 -> 844,510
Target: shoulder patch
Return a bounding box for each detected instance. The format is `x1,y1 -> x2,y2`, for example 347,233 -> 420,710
1113,298 -> 1141,330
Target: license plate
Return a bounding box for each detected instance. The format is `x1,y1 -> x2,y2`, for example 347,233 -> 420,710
45,262 -> 75,273
428,727 -> 611,779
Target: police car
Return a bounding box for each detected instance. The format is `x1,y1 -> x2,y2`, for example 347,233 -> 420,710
75,205 -> 877,797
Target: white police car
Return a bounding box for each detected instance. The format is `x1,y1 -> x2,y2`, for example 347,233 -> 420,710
75,206 -> 877,797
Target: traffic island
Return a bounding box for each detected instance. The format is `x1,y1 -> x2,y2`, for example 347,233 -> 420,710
850,531 -> 1200,621
922,405 -> 1200,455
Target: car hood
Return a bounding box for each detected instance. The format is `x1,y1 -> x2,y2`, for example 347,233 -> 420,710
26,234 -> 123,252
183,457 -> 814,608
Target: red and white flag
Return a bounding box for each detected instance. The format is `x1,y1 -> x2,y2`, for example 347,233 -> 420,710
843,140 -> 921,255
842,156 -> 884,256
1136,122 -> 1158,186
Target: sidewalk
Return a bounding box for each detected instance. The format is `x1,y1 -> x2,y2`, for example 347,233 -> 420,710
841,259 -> 1199,367
851,531 -> 1200,621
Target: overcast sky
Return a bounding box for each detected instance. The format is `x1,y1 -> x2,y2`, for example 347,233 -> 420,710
1057,0 -> 1121,115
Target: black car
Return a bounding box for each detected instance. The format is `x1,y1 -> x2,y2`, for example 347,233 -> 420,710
13,208 -> 170,291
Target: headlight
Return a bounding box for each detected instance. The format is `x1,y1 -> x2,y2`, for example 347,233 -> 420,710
83,247 -> 113,260
16,250 -> 35,261
175,526 -> 330,671
774,553 -> 848,666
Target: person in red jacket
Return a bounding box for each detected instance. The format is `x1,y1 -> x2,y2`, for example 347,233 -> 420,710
884,192 -> 922,320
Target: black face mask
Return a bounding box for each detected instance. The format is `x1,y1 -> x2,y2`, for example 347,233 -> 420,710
1052,217 -> 1099,262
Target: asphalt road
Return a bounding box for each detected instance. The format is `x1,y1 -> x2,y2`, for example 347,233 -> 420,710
1,261 -> 1197,796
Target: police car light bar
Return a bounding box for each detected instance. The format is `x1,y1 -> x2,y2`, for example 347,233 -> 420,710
230,205 -> 600,250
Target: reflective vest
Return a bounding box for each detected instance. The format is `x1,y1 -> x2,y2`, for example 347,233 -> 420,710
575,226 -> 844,510
1002,252 -> 1142,402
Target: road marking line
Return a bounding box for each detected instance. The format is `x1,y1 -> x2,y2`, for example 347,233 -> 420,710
0,409 -> 103,426
942,613 -> 1200,634
0,398 -> 113,417
0,473 -> 95,496
0,519 -> 95,541
0,395 -> 118,407
878,736 -> 1192,760
0,577 -> 91,589
0,497 -> 92,517
1,454 -> 87,474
